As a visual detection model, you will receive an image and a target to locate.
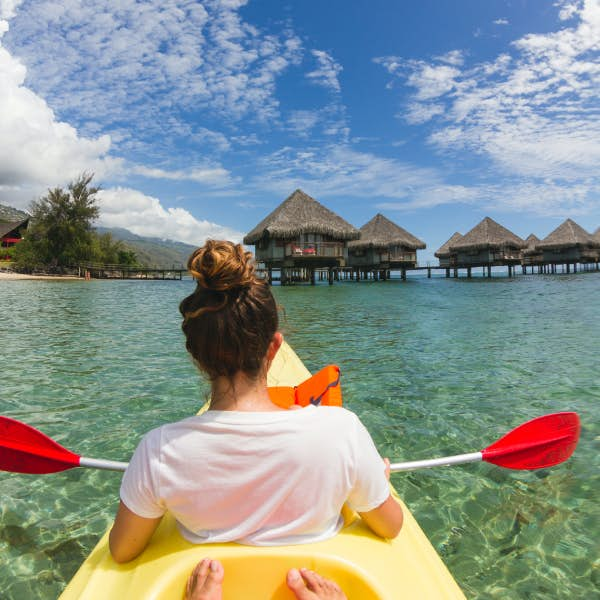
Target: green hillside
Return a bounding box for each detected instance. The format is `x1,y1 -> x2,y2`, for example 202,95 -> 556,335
95,227 -> 196,268
0,203 -> 29,222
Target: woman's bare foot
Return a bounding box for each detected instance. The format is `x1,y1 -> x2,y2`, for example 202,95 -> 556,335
286,568 -> 347,600
185,558 -> 224,600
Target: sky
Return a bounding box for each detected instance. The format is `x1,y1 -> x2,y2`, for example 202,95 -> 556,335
0,0 -> 598,262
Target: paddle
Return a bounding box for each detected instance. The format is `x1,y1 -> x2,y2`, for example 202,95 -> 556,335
0,412 -> 580,476
0,416 -> 128,474
390,412 -> 580,472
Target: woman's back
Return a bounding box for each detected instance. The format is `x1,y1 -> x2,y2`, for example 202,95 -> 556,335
120,406 -> 390,545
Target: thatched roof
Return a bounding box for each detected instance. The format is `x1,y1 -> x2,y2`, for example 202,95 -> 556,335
593,227 -> 600,242
522,234 -> 541,256
348,213 -> 426,250
450,217 -> 526,251
0,219 -> 29,239
243,189 -> 360,244
537,219 -> 597,250
434,232 -> 462,258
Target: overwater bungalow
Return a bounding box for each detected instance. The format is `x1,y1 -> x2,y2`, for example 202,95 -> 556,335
243,189 -> 360,284
347,213 -> 426,280
521,234 -> 543,272
447,217 -> 526,277
434,232 -> 463,274
536,219 -> 599,273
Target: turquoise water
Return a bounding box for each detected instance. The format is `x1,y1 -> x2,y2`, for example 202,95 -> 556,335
0,274 -> 598,599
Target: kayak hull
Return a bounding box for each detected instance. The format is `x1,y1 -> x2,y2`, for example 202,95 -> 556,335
60,342 -> 465,599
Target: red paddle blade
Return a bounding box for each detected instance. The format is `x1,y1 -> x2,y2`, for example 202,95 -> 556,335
0,416 -> 80,474
482,412 -> 580,470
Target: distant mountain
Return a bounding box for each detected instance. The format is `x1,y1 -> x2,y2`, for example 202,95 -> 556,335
0,203 -> 29,223
95,226 -> 196,268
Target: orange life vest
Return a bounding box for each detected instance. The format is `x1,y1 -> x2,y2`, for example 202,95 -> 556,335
268,365 -> 342,409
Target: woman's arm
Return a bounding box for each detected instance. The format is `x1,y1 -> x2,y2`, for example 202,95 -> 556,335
358,459 -> 403,539
359,494 -> 404,539
109,501 -> 163,563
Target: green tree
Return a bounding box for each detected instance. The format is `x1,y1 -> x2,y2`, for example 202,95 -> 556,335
91,232 -> 139,266
14,173 -> 100,271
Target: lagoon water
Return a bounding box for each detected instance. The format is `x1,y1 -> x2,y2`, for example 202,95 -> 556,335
0,273 -> 599,599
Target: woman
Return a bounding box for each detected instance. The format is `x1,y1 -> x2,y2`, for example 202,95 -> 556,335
109,240 -> 403,564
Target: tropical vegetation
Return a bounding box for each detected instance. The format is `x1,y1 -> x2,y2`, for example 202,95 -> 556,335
12,174 -> 138,272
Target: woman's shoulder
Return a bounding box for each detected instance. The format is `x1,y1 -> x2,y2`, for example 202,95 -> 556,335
137,415 -> 198,444
302,405 -> 362,426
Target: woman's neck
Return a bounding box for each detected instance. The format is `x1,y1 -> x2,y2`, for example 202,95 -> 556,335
209,371 -> 282,412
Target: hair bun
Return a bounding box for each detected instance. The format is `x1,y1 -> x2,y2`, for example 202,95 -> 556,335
188,240 -> 257,292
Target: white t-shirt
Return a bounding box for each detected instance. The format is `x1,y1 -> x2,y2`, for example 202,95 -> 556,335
120,405 -> 389,546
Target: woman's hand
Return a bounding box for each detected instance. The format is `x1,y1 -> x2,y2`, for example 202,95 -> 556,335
383,457 -> 391,481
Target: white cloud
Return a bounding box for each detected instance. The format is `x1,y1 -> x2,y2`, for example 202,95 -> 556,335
97,187 -> 243,245
287,110 -> 320,136
377,185 -> 481,211
191,128 -> 231,152
0,42 -> 119,198
376,0 -> 600,186
306,50 -> 343,93
255,144 -> 444,201
0,7 -> 240,242
376,55 -> 460,99
131,165 -> 234,186
556,1 -> 581,21
378,180 -> 600,217
252,143 -> 598,221
436,50 -> 465,66
0,0 -> 22,21
493,18 -> 509,25
3,0 -> 303,143
403,103 -> 445,125
408,63 -> 460,100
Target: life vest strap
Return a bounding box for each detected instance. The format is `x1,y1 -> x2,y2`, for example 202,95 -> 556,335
268,365 -> 342,409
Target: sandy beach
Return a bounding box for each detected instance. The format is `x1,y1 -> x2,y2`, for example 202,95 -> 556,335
0,270 -> 83,281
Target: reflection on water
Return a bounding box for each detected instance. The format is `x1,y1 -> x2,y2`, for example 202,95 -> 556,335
1,274 -> 598,599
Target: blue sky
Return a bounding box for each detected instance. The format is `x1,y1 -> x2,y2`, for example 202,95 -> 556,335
0,0 -> 598,262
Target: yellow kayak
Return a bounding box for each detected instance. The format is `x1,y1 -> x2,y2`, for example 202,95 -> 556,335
60,342 -> 465,599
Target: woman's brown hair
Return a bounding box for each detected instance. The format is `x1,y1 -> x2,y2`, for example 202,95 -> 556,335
179,240 -> 278,380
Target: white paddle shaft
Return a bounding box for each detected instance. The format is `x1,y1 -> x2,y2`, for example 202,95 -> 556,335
390,451 -> 483,473
78,453 -> 484,474
79,457 -> 129,471
79,452 -> 483,474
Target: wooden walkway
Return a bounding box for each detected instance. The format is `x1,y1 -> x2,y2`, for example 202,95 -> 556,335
257,260 -> 600,284
79,263 -> 186,280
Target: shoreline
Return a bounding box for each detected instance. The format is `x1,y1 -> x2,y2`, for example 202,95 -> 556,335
0,271 -> 84,281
